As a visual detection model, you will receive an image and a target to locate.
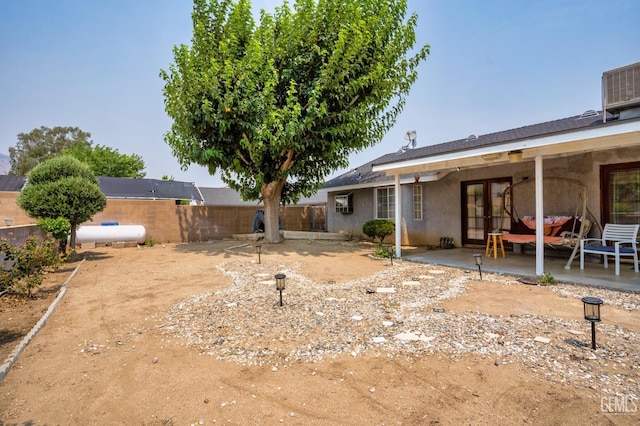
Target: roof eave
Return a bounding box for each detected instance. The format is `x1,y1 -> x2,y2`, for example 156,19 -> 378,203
373,119 -> 640,175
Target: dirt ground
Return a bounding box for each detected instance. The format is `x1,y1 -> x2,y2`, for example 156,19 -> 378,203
0,240 -> 638,425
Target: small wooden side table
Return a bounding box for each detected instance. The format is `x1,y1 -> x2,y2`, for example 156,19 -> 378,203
485,232 -> 506,259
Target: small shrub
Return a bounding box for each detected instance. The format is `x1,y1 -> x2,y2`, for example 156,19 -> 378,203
537,272 -> 556,286
0,236 -> 62,297
145,235 -> 156,247
37,217 -> 71,254
362,219 -> 395,243
372,243 -> 394,259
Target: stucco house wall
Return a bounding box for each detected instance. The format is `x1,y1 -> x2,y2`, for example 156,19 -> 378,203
327,183 -> 428,244
327,188 -> 373,240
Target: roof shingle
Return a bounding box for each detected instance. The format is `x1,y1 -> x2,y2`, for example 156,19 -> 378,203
323,111 -> 610,189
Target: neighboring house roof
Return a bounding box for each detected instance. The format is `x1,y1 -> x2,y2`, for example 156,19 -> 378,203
0,175 -> 204,202
200,187 -> 328,206
0,174 -> 327,206
97,177 -> 203,201
0,175 -> 27,192
323,110 -> 637,191
199,187 -> 263,206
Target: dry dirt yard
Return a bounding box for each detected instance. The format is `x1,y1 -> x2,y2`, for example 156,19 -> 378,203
0,240 -> 639,425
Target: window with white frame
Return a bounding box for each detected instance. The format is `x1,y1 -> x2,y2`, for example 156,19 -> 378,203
413,185 -> 423,220
376,187 -> 395,219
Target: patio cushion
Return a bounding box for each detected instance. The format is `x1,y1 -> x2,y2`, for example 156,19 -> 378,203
584,245 -> 635,254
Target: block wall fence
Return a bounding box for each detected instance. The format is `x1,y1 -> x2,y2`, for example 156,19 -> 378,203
0,192 -> 326,244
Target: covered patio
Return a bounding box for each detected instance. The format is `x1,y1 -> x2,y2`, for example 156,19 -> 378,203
372,114 -> 640,278
403,246 -> 640,293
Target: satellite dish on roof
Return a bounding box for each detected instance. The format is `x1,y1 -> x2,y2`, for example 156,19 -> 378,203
404,130 -> 417,148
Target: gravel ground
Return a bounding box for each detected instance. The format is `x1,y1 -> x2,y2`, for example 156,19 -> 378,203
163,259 -> 640,400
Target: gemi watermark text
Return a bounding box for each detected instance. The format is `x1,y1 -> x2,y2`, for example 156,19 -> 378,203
601,395 -> 638,414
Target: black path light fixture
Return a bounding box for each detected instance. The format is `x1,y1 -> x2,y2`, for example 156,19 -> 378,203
581,297 -> 603,350
473,253 -> 483,280
275,273 -> 286,307
256,244 -> 262,264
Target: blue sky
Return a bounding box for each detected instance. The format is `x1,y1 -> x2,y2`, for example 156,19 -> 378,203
1,0 -> 638,187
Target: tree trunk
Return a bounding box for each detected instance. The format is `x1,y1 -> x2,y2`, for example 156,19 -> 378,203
261,180 -> 285,243
69,221 -> 78,251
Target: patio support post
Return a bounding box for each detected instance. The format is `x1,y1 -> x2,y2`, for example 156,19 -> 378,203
395,173 -> 402,259
535,155 -> 545,276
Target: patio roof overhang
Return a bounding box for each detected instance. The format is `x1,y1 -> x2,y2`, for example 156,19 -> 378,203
372,118 -> 640,175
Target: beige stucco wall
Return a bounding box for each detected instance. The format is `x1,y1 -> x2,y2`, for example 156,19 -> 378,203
0,192 -> 31,226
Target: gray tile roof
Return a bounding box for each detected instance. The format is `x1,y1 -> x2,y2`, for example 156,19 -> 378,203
323,111 -> 610,189
0,175 -> 203,201
0,175 -> 27,192
97,177 -> 203,201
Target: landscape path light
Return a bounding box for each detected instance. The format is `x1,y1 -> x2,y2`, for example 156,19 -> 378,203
581,296 -> 603,350
473,253 -> 483,280
256,244 -> 262,264
275,273 -> 286,307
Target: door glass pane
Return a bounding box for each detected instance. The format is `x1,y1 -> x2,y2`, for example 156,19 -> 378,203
466,183 -> 484,240
490,181 -> 510,231
610,168 -> 640,224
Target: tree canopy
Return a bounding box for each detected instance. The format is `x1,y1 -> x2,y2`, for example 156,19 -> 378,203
17,156 -> 107,250
9,126 -> 92,176
161,0 -> 429,242
62,143 -> 147,178
8,125 -> 147,178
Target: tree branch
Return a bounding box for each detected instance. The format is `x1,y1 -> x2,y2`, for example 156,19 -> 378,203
242,133 -> 256,164
281,149 -> 295,171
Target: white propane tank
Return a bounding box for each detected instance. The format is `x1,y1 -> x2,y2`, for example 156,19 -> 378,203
74,225 -> 146,244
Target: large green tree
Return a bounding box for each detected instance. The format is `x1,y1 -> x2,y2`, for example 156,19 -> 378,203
62,143 -> 147,178
161,0 -> 428,243
17,156 -> 107,250
9,126 -> 92,176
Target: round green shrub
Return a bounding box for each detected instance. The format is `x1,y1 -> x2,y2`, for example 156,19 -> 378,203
362,219 -> 395,243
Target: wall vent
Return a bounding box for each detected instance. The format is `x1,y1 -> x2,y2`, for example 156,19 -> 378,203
602,62 -> 640,122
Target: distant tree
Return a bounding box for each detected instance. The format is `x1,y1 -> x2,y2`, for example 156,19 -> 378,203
161,0 -> 429,243
9,126 -> 92,176
63,143 -> 146,178
17,156 -> 107,250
